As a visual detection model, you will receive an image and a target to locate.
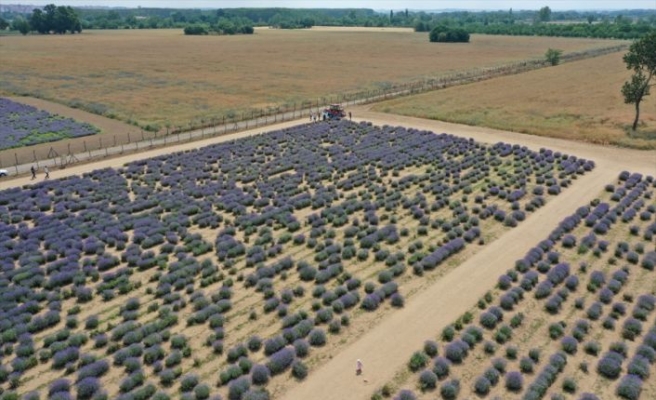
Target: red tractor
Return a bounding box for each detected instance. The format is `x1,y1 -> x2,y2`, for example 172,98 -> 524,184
323,104 -> 346,120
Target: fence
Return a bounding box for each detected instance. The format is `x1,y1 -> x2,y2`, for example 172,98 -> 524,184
0,43 -> 627,176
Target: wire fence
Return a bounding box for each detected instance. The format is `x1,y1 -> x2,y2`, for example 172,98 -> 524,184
0,43 -> 628,177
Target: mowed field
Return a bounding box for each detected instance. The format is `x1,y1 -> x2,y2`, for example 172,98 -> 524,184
372,52 -> 656,149
0,28 -> 625,130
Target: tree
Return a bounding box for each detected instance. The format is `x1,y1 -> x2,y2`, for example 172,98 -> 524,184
12,17 -> 31,35
30,9 -> 47,33
622,31 -> 656,131
538,6 -> 552,23
545,48 -> 562,66
429,25 -> 470,43
29,4 -> 81,34
0,17 -> 9,31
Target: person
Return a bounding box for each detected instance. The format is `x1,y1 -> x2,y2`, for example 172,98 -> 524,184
349,111 -> 352,121
356,359 -> 363,375
31,166 -> 36,180
44,166 -> 49,179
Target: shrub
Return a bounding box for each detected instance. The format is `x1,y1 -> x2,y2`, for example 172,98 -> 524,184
308,329 -> 326,347
266,347 -> 295,375
483,341 -> 496,354
473,376 -> 491,395
263,336 -> 286,356
390,293 -> 405,308
393,390 -> 417,400
484,367 -> 500,386
520,357 -> 535,373
480,312 -> 498,329
616,374 -> 642,400
561,336 -> 578,354
251,364 -> 270,386
194,384 -> 211,400
627,356 -> 650,380
291,360 -> 308,380
293,339 -> 309,358
444,340 -> 469,363
597,352 -> 624,379
247,336 -> 262,353
419,369 -> 438,391
228,376 -> 250,400
408,351 -> 429,372
432,357 -> 450,379
584,341 -> 601,356
492,357 -> 507,373
505,371 -> 523,391
505,345 -> 518,360
180,374 -> 199,392
586,302 -> 603,320
622,318 -> 643,340
439,379 -> 460,400
76,377 -> 100,400
562,377 -> 577,393
424,340 -> 439,357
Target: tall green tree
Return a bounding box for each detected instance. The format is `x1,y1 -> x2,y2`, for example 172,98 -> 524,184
12,17 -> 30,35
29,4 -> 82,34
30,9 -> 47,33
622,31 -> 656,131
538,6 -> 552,22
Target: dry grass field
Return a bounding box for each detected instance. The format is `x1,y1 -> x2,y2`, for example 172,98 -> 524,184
373,52 -> 656,149
0,29 -> 625,130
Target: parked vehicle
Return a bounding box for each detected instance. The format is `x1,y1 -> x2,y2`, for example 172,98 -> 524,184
0,169 -> 8,177
323,104 -> 346,120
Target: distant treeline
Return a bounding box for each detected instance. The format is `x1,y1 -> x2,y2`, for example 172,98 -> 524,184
1,6 -> 655,40
416,8 -> 655,39
3,4 -> 81,34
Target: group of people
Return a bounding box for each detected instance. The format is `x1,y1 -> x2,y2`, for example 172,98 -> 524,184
310,112 -> 325,123
309,111 -> 353,122
30,165 -> 49,180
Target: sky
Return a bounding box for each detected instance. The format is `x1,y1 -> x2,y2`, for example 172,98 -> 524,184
10,1 -> 656,11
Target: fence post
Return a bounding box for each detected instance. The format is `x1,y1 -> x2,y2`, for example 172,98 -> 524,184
14,153 -> 19,174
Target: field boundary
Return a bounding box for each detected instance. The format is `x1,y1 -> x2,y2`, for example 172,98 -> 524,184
0,43 -> 627,177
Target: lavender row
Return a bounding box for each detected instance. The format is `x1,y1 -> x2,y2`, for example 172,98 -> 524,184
0,98 -> 99,150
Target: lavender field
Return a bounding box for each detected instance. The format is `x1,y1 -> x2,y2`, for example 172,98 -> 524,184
391,171 -> 656,400
0,98 -> 99,150
0,120 -> 596,399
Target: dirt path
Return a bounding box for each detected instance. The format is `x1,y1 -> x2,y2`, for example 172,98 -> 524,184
1,111 -> 653,399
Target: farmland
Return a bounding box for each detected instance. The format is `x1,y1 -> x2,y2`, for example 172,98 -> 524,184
0,119 -> 601,399
372,52 -> 656,149
385,171 -> 656,400
0,23 -> 654,400
0,98 -> 99,150
0,28 -> 625,131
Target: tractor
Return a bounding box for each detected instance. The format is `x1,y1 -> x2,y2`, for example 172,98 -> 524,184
323,104 -> 346,120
